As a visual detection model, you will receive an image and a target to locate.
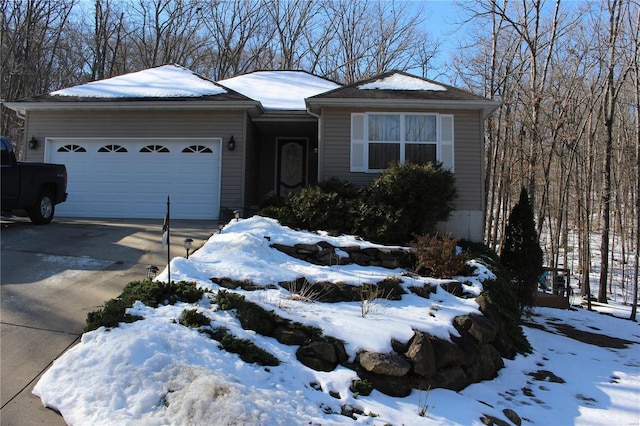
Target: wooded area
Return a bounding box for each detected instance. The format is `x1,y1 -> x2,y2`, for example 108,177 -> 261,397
1,0 -> 638,315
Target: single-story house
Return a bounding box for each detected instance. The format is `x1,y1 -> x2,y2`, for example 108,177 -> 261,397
4,64 -> 499,241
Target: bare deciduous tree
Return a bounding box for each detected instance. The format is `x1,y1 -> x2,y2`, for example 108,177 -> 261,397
1,0 -> 77,145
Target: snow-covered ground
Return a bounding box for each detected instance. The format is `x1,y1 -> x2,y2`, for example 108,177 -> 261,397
34,217 -> 640,425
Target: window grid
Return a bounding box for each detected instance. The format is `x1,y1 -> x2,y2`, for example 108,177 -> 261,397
98,144 -> 127,153
366,113 -> 438,171
140,145 -> 170,153
182,145 -> 213,153
57,144 -> 87,153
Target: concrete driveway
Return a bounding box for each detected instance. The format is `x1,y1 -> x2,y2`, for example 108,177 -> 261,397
0,216 -> 218,425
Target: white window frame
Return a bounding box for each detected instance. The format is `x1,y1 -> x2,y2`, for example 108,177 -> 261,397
350,112 -> 454,173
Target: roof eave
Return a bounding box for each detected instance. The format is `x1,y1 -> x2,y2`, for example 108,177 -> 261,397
305,98 -> 501,118
2,100 -> 262,116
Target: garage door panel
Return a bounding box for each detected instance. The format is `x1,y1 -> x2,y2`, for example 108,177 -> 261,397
48,138 -> 221,219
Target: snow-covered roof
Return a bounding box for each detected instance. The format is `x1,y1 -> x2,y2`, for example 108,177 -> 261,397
358,73 -> 447,91
307,70 -> 500,118
219,71 -> 341,110
51,65 -> 227,98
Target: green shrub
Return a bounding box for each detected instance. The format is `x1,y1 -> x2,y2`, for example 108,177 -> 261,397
257,191 -> 289,222
357,162 -> 457,244
204,327 -> 280,366
213,289 -> 247,311
350,379 -> 374,397
500,187 -> 544,310
119,280 -> 204,307
258,178 -> 358,235
258,165 -> 456,245
179,309 -> 211,328
354,201 -> 410,245
85,280 -> 205,332
410,233 -> 470,278
459,240 -> 532,354
85,298 -> 142,331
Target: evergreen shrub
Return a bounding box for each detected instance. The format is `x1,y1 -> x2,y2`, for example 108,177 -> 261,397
258,163 -> 457,245
203,327 -> 280,366
179,309 -> 211,328
258,178 -> 358,236
85,280 -> 205,332
459,240 -> 532,354
358,162 -> 457,244
500,187 -> 544,310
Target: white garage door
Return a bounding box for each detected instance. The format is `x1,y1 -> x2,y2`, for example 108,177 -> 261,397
46,138 -> 221,219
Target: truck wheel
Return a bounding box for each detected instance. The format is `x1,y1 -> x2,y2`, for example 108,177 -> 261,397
28,191 -> 55,224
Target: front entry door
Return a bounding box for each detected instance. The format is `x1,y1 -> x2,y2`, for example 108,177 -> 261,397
277,139 -> 306,196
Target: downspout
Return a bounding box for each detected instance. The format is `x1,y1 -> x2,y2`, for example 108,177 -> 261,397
306,106 -> 322,183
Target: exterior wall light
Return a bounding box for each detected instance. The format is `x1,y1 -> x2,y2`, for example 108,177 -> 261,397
228,136 -> 235,151
29,136 -> 38,150
184,238 -> 193,259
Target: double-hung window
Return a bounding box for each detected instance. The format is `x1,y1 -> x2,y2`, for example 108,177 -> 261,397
350,112 -> 454,172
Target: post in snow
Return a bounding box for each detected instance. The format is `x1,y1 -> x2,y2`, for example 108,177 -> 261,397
162,195 -> 171,284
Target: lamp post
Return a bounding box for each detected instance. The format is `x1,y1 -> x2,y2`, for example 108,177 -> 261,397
184,238 -> 193,259
233,210 -> 240,222
146,265 -> 159,280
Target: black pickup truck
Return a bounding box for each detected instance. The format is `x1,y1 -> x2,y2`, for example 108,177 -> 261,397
1,136 -> 68,224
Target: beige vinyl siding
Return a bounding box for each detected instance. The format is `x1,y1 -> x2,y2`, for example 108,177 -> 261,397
321,108 -> 372,188
25,109 -> 245,213
451,111 -> 483,211
320,107 -> 484,211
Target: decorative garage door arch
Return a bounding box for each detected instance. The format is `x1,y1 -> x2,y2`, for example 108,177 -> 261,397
46,138 -> 221,219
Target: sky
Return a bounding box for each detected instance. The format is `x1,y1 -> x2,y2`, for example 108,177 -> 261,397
32,216 -> 640,425
413,0 -> 466,82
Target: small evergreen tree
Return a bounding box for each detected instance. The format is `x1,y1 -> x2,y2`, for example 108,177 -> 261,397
500,187 -> 544,310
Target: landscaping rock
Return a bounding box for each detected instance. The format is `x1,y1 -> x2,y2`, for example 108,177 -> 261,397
333,340 -> 349,364
358,351 -> 411,376
408,284 -> 435,299
405,331 -> 436,378
463,344 -> 503,382
357,370 -> 413,397
270,242 -> 410,269
391,337 -> 410,354
295,243 -> 319,254
480,414 -> 511,426
428,365 -> 470,391
273,326 -> 308,346
296,340 -> 339,372
503,408 -> 522,426
429,336 -> 470,369
270,243 -> 298,257
440,281 -> 463,296
454,314 -> 498,345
